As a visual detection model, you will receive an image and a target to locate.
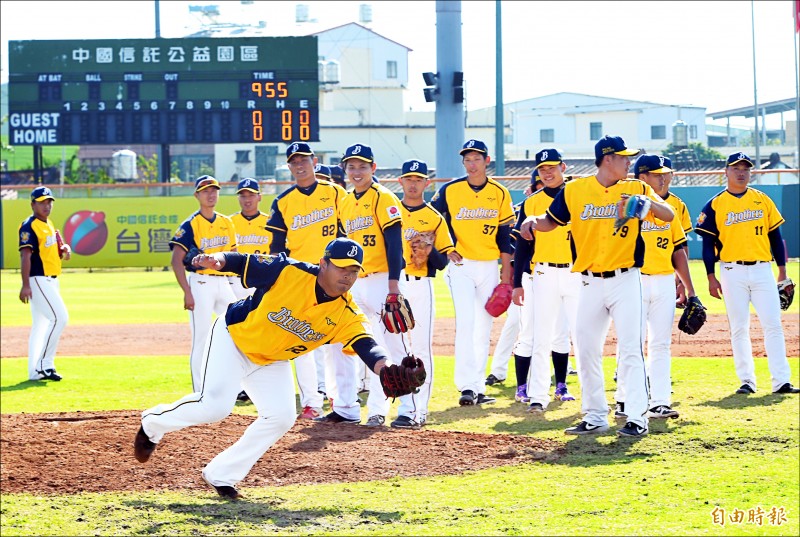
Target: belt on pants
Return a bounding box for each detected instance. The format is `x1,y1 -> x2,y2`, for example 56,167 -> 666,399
581,267 -> 630,279
404,274 -> 423,281
542,262 -> 570,268
733,261 -> 765,266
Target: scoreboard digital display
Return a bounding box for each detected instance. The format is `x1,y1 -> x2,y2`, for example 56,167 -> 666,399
7,37 -> 319,145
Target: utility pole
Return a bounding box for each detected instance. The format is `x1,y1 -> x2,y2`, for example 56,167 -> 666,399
494,0 -> 504,176
433,1 -> 465,180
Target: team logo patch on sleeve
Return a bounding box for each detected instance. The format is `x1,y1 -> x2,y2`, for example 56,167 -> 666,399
387,206 -> 401,219
174,228 -> 185,239
696,212 -> 706,225
255,254 -> 276,264
20,231 -> 30,243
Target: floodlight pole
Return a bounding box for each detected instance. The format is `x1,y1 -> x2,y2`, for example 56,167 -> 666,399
751,0 -> 761,175
434,1 -> 465,180
494,0 -> 504,176
155,0 -> 171,184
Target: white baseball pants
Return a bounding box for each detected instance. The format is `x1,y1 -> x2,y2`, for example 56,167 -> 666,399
142,317 -> 297,488
719,262 -> 791,392
488,301 -> 521,381
399,272 -> 436,423
27,275 -> 69,380
188,272 -> 237,392
446,259 -> 499,395
576,268 -> 649,429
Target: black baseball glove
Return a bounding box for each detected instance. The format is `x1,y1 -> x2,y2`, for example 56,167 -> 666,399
778,278 -> 795,311
678,296 -> 707,335
182,246 -> 204,271
379,355 -> 426,399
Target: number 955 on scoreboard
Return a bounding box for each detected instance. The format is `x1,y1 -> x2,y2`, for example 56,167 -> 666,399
8,36 -> 319,145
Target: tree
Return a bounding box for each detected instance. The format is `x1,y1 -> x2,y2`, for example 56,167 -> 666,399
663,142 -> 724,162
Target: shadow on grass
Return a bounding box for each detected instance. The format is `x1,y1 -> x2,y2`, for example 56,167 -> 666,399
697,392 -> 793,410
0,380 -> 49,393
121,497 -> 400,532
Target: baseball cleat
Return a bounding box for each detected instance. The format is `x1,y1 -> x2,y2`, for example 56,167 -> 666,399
133,425 -> 156,463
313,411 -> 360,424
647,405 -> 679,419
459,390 -> 478,406
568,364 -> 578,376
34,369 -> 62,381
236,391 -> 251,402
564,421 -> 609,435
735,384 -> 755,394
390,415 -> 421,429
476,393 -> 496,405
614,402 -> 627,419
617,422 -> 648,437
203,474 -> 240,500
363,415 -> 385,427
485,374 -> 505,386
527,402 -> 545,414
774,383 -> 800,394
514,384 -> 531,403
554,382 -> 575,401
299,406 -> 322,420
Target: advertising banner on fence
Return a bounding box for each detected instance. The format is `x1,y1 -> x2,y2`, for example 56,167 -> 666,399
2,196 -> 245,269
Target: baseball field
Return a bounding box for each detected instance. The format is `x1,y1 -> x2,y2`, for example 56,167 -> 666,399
1,261 -> 798,536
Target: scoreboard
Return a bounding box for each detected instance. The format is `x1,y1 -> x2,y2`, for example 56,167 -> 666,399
7,37 -> 319,145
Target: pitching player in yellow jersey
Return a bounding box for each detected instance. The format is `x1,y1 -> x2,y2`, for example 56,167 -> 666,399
513,149 -> 580,414
18,186 -> 72,381
229,177 -> 271,300
135,239 -> 405,499
336,143 -> 408,427
170,176 -> 238,392
267,142 -> 349,420
396,159 -> 455,427
520,135 -> 675,437
431,139 -> 515,406
695,152 -> 799,395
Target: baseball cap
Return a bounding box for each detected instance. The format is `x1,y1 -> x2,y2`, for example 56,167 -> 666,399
194,175 -> 220,192
633,155 -> 672,178
661,156 -> 673,169
31,186 -> 55,202
286,141 -> 314,161
329,165 -> 346,187
594,135 -> 640,161
535,148 -> 563,169
314,164 -> 332,180
726,152 -> 754,167
400,159 -> 428,178
323,237 -> 364,271
459,139 -> 489,155
236,177 -> 260,194
342,143 -> 374,163
531,168 -> 542,187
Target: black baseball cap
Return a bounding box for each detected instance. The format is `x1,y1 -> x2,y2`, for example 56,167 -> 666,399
323,238 -> 364,271
727,152 -> 754,167
594,135 -> 640,161
400,159 -> 428,178
31,186 -> 55,201
195,175 -> 220,192
342,143 -> 375,163
236,177 -> 260,194
633,155 -> 672,178
459,139 -> 489,155
286,141 -> 314,161
534,148 -> 563,169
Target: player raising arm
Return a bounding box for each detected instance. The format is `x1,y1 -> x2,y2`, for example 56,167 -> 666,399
134,239 -> 425,500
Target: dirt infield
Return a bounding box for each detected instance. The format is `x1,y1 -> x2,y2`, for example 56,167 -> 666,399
2,314 -> 798,359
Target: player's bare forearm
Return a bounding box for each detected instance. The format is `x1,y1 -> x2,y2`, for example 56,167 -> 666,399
777,265 -> 788,282
520,214 -> 556,241
170,249 -> 191,294
707,273 -> 723,299
193,253 -> 226,271
499,253 -> 512,284
372,358 -> 387,375
672,248 -> 695,297
19,250 -> 32,303
388,279 -> 400,295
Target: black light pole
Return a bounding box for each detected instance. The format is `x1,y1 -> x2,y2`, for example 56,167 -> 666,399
155,0 -> 170,184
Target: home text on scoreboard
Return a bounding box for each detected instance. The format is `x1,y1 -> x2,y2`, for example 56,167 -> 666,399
7,37 -> 319,145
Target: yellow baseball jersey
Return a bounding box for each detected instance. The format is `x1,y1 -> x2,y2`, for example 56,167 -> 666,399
266,181 -> 346,263
231,211 -> 271,255
18,216 -> 62,277
694,187 -> 784,263
663,192 -> 692,235
401,202 -> 455,277
339,182 -> 403,275
430,177 -> 515,261
640,214 -> 687,275
225,253 -> 372,365
170,211 -> 237,276
513,186 -> 572,267
546,176 -> 663,273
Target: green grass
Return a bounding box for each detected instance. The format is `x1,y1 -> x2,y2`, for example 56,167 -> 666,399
2,261 -> 798,326
0,136 -> 79,172
1,355 -> 798,535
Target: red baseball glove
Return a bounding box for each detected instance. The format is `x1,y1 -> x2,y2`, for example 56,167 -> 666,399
379,355 -> 426,398
485,283 -> 513,317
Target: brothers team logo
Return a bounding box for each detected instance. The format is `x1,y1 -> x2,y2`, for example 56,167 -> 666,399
63,211 -> 108,255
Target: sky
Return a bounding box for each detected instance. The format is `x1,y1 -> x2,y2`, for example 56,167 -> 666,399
1,0 -> 798,129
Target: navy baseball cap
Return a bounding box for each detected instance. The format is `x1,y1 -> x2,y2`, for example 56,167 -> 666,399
661,156 -> 673,169
633,155 -> 672,178
459,139 -> 489,155
236,177 -> 260,194
286,141 -> 314,161
535,148 -> 563,169
194,175 -> 220,192
323,238 -> 364,271
31,186 -> 55,202
727,152 -> 754,167
400,159 -> 428,178
531,168 -> 542,185
594,135 -> 640,161
342,143 -> 374,163
329,165 -> 346,187
314,164 -> 332,180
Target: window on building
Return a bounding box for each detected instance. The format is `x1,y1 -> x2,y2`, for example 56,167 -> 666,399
387,60 -> 398,79
651,125 -> 666,139
590,122 -> 603,140
255,146 -> 278,177
689,125 -> 698,139
235,150 -> 251,164
540,129 -> 554,143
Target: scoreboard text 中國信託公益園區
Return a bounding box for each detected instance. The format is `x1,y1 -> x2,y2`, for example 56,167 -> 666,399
7,37 -> 319,145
